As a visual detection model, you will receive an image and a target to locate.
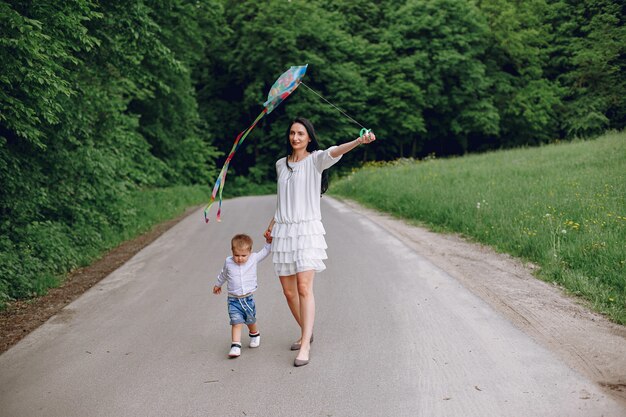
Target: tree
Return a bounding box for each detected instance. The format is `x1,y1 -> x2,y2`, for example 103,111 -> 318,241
477,0 -> 562,148
128,0 -> 221,184
0,0 -> 222,303
546,0 -> 626,137
383,0 -> 499,156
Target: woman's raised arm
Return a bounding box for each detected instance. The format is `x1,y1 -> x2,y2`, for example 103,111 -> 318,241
329,131 -> 376,158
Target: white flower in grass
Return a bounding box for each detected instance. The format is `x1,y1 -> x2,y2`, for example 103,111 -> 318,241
476,202 -> 481,209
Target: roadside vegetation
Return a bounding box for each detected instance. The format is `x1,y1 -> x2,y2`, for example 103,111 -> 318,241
331,131 -> 626,324
0,186 -> 207,305
2,0 -> 624,309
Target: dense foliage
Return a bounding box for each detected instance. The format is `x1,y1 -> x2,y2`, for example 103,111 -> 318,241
1,0 -> 624,305
0,0 -> 222,303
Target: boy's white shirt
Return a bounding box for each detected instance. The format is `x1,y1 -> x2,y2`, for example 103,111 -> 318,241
215,243 -> 271,296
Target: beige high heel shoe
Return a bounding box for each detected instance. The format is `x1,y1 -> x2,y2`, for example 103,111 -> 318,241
294,356 -> 309,367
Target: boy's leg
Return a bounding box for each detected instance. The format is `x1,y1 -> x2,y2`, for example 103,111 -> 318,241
248,323 -> 260,348
228,296 -> 247,357
229,324 -> 243,358
231,324 -> 243,344
243,295 -> 259,348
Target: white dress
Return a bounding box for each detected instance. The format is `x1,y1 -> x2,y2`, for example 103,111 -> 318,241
271,147 -> 342,276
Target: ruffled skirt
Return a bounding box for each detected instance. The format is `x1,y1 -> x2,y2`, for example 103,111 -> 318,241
271,219 -> 327,276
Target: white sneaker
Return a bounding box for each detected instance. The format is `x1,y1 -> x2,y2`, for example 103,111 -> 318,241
228,344 -> 241,358
249,333 -> 260,348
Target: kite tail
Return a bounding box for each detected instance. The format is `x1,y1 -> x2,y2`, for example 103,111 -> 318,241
204,108 -> 268,222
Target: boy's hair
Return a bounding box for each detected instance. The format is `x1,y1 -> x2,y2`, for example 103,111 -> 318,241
231,234 -> 253,251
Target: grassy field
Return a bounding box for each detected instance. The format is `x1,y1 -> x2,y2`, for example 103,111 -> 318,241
330,131 -> 626,324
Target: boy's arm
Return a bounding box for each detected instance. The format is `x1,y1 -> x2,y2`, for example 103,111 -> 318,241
255,243 -> 272,263
213,260 -> 228,292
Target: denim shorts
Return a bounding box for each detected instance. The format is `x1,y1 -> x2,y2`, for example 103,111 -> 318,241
227,295 -> 257,325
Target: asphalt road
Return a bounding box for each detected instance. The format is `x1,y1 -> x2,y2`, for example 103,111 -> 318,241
0,195 -> 623,417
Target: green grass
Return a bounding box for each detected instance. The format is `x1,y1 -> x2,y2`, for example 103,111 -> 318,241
120,185 -> 209,238
331,131 -> 626,324
0,185 -> 210,308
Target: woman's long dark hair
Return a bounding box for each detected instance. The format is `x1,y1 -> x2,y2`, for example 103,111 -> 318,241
285,117 -> 329,195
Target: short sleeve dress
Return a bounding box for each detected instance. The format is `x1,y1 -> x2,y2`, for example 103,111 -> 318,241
271,147 -> 342,276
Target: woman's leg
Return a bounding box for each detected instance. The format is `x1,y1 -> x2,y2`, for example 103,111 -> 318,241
295,270 -> 315,361
279,274 -> 302,329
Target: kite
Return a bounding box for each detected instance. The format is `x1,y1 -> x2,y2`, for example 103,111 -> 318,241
203,64 -> 374,222
204,65 -> 308,222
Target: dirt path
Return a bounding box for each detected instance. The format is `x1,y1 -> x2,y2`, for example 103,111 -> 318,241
0,206 -> 200,354
336,198 -> 626,404
1,197 -> 625,408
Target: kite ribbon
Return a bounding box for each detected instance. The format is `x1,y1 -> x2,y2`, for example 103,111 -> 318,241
203,108 -> 267,222
204,65 -> 308,222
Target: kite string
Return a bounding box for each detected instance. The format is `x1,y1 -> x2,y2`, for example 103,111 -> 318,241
301,82 -> 368,130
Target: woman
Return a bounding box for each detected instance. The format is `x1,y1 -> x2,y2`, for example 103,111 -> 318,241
264,117 -> 376,366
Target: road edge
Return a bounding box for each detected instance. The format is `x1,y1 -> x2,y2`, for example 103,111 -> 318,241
0,205 -> 201,354
330,196 -> 626,405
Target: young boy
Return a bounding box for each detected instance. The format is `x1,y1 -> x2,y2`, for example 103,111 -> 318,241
213,233 -> 271,358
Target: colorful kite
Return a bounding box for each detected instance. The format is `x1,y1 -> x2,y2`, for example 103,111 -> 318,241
204,64 -> 308,222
